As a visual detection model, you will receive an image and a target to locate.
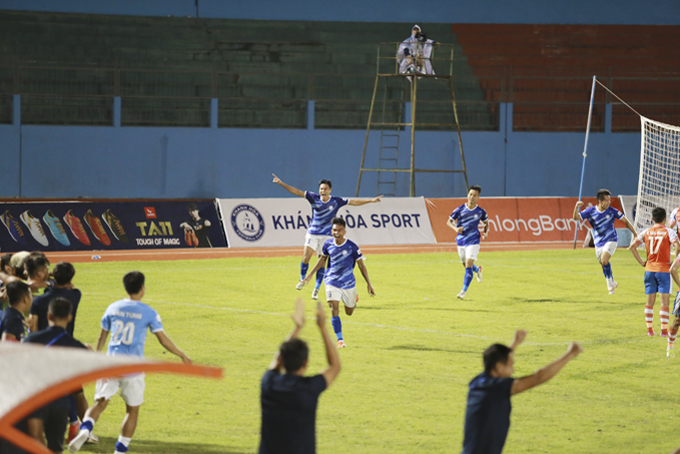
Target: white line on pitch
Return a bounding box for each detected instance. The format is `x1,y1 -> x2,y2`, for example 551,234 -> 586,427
93,295 -> 642,347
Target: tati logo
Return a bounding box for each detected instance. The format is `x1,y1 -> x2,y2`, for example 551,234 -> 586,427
144,207 -> 157,219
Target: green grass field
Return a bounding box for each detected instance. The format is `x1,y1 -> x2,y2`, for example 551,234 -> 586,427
62,248 -> 679,454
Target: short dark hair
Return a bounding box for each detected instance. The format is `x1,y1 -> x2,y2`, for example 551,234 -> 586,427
187,203 -> 198,212
596,189 -> 611,201
123,271 -> 145,295
6,281 -> 30,307
48,297 -> 72,320
52,262 -> 75,286
318,179 -> 332,189
1,253 -> 12,272
24,253 -> 50,279
469,185 -> 482,194
279,338 -> 309,372
483,343 -> 513,374
332,217 -> 346,228
653,207 -> 667,224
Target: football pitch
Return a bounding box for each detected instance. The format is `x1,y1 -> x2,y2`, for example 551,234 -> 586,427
68,248 -> 679,454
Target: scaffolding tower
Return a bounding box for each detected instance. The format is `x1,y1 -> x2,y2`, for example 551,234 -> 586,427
355,42 -> 469,197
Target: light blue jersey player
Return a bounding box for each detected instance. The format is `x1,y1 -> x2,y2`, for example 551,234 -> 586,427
301,217 -> 375,348
447,185 -> 489,300
101,299 -> 163,357
69,271 -> 191,454
573,189 -> 637,295
272,173 -> 382,300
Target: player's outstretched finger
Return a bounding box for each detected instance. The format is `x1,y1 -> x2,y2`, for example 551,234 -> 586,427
568,342 -> 583,355
292,298 -> 305,327
316,301 -> 326,325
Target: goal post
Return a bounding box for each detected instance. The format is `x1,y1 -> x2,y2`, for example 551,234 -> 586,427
634,116 -> 680,234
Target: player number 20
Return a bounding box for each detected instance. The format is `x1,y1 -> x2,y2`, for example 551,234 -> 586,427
111,320 -> 135,345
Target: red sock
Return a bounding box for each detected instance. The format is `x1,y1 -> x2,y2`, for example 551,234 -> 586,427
669,328 -> 678,347
645,305 -> 654,329
660,308 -> 670,335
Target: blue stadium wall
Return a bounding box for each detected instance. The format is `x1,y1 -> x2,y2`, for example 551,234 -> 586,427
1,0 -> 677,199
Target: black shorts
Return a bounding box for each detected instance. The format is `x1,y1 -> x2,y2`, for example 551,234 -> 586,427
42,405 -> 70,453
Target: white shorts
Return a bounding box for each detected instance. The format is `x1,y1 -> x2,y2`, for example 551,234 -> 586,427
94,373 -> 146,407
326,285 -> 358,308
458,245 -> 481,263
305,233 -> 331,255
595,241 -> 617,262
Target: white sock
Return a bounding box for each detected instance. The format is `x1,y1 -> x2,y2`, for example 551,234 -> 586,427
114,435 -> 132,454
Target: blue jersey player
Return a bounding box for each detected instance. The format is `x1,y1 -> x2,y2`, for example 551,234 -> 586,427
273,173 -> 381,300
447,185 -> 489,300
68,271 -> 191,454
573,189 -> 637,294
300,217 -> 375,348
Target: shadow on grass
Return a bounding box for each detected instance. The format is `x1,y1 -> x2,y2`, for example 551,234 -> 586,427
387,344 -> 476,354
81,436 -> 250,454
422,307 -> 490,313
506,297 -> 557,303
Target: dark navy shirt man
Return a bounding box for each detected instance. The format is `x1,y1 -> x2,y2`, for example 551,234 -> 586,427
23,297 -> 89,454
29,262 -> 81,335
0,281 -> 32,342
259,299 -> 341,454
462,331 -> 582,454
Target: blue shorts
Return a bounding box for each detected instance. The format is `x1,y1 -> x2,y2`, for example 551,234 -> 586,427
644,271 -> 671,295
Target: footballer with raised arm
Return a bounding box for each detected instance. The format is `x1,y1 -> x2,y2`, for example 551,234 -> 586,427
272,173 -> 381,300
574,188 -> 637,295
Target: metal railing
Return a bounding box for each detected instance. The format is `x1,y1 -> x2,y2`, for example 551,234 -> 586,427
1,64 -> 678,131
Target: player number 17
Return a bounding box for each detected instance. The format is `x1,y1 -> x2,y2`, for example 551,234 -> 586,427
648,236 -> 664,255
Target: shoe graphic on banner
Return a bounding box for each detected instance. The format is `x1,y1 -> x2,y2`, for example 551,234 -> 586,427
43,210 -> 71,246
101,209 -> 129,244
184,230 -> 199,247
84,210 -> 111,246
63,210 -> 91,246
1,211 -> 28,244
20,210 -> 49,247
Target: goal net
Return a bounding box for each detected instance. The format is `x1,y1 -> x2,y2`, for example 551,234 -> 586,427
634,116 -> 680,234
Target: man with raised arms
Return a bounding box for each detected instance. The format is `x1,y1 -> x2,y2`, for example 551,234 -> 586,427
272,174 -> 381,300
259,299 -> 340,454
574,188 -> 637,295
447,185 -> 489,300
300,217 -> 375,348
462,330 -> 582,454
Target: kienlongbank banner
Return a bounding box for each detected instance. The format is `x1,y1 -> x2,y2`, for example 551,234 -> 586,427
426,197 -> 627,243
217,197 -> 436,247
